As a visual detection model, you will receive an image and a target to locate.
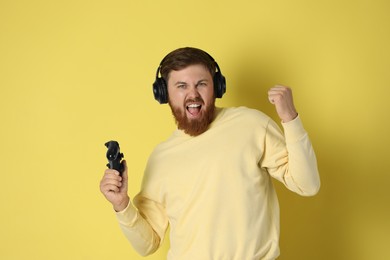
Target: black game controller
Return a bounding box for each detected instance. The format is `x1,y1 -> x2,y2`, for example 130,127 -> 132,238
105,140 -> 124,175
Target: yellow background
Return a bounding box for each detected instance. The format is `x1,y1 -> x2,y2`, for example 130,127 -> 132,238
1,0 -> 389,259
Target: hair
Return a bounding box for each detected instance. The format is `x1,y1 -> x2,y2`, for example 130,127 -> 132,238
160,47 -> 216,82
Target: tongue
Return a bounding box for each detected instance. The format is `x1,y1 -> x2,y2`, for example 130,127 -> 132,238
188,107 -> 201,116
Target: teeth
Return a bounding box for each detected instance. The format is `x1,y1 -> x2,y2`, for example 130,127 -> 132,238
188,104 -> 201,108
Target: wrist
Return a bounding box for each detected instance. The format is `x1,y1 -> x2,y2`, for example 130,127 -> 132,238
114,196 -> 130,212
281,111 -> 298,123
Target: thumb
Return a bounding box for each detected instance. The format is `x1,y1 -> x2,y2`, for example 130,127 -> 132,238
122,160 -> 129,182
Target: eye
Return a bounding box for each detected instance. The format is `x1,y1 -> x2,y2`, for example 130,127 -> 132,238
177,84 -> 186,89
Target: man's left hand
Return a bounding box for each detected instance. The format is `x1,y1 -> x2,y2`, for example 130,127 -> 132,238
268,85 -> 298,123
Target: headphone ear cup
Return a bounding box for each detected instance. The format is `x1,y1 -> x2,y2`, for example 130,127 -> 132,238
213,71 -> 226,98
153,78 -> 168,104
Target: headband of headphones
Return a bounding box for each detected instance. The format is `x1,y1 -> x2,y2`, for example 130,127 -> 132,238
152,50 -> 226,104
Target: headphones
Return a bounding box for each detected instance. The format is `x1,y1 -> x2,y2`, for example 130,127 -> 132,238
152,52 -> 226,104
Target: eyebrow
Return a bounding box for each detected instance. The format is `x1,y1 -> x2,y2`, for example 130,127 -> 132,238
174,81 -> 187,86
174,79 -> 209,86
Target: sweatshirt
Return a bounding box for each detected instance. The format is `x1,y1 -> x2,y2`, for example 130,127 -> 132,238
116,106 -> 320,260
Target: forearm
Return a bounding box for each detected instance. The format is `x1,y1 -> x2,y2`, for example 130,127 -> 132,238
282,116 -> 320,196
116,201 -> 161,256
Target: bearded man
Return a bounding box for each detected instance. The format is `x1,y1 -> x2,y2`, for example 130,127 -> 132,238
100,47 -> 320,260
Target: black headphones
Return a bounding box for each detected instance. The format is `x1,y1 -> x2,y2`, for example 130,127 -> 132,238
152,52 -> 226,104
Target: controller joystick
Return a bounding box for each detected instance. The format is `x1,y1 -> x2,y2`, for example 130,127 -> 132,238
105,140 -> 124,175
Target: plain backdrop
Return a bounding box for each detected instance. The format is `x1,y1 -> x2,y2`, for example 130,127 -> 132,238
1,0 -> 389,259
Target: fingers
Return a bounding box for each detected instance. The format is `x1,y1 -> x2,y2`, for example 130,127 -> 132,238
268,85 -> 298,122
268,85 -> 292,104
100,163 -> 130,210
100,169 -> 123,194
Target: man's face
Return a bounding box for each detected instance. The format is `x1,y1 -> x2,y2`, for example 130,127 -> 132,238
167,64 -> 216,136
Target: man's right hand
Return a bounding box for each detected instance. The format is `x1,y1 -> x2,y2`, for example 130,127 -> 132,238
100,160 -> 130,212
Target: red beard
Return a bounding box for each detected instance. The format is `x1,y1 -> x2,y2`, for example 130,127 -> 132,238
169,97 -> 215,136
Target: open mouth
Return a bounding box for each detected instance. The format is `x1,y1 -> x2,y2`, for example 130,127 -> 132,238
186,103 -> 202,117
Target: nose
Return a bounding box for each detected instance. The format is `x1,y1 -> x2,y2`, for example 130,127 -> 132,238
187,85 -> 200,99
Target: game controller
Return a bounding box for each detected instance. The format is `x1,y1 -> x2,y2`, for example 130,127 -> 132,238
105,140 -> 124,175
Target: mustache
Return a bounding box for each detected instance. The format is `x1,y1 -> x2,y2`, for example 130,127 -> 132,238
185,97 -> 204,105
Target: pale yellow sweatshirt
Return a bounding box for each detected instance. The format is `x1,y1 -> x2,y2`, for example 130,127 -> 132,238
116,106 -> 320,260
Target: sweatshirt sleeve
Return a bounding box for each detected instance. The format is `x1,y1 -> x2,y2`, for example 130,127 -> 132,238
115,194 -> 169,256
261,115 -> 320,196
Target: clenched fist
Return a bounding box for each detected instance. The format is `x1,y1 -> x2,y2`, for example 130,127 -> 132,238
268,85 -> 298,123
100,160 -> 130,212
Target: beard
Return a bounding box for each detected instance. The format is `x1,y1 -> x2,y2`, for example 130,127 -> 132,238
169,97 -> 216,137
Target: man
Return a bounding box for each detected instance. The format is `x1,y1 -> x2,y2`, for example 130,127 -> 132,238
100,47 -> 320,260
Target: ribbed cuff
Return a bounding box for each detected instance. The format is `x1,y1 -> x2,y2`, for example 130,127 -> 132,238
281,115 -> 307,143
116,200 -> 139,227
